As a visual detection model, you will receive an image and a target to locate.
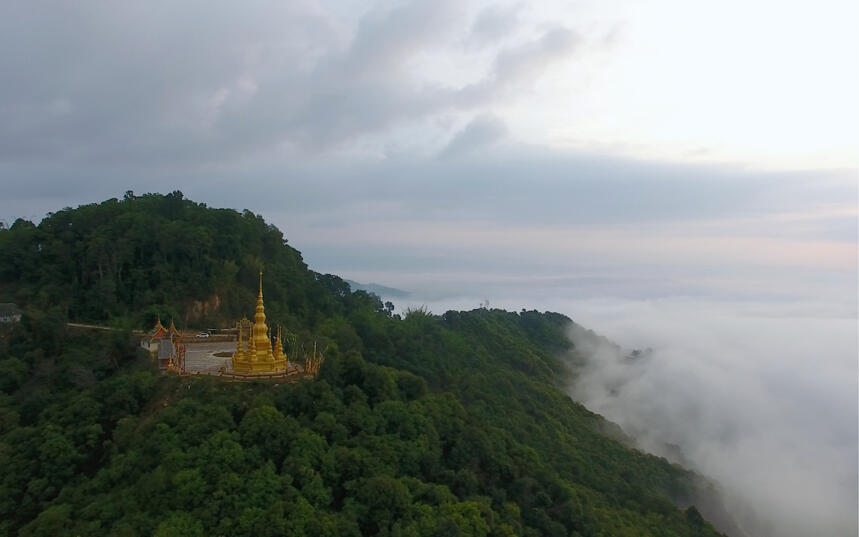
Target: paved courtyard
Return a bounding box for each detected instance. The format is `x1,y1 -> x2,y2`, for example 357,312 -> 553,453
183,341 -> 235,373
182,340 -> 307,377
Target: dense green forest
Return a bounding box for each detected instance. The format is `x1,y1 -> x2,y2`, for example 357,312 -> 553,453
0,193 -> 725,536
0,191 -> 380,331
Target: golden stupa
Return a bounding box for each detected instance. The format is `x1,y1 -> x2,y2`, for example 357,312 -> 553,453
231,272 -> 288,374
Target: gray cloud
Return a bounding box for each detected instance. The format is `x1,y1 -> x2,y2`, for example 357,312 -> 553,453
249,148 -> 855,228
490,26 -> 580,92
469,3 -> 522,47
0,0 -> 584,170
438,114 -> 508,158
340,1 -> 461,77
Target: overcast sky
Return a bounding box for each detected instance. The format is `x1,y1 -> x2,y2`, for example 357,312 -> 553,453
1,0 -> 856,309
2,3 -> 856,535
0,0 -> 855,326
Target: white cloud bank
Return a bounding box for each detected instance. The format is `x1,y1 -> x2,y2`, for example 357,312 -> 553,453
563,298 -> 857,537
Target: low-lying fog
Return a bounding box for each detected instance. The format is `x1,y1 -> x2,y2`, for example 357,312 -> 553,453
389,291 -> 858,537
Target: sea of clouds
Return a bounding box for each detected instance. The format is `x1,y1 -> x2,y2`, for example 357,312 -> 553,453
564,297 -> 857,537
390,291 -> 857,537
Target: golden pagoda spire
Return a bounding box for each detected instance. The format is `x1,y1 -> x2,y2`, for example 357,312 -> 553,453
274,325 -> 286,361
234,319 -> 245,360
252,271 -> 274,363
231,272 -> 286,375
168,317 -> 180,338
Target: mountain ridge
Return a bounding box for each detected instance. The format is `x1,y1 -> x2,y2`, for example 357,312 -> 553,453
344,280 -> 410,299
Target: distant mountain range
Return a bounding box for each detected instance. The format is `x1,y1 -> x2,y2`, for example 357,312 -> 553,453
345,279 -> 410,298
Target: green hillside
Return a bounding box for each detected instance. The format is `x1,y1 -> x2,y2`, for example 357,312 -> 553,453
0,191 -> 379,331
0,193 -> 725,537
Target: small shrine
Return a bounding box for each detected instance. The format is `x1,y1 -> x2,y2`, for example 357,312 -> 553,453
0,303 -> 22,324
231,272 -> 288,374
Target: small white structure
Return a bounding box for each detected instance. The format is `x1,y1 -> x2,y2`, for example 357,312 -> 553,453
0,303 -> 21,324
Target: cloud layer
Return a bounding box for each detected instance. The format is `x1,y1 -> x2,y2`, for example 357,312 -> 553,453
0,0 -> 584,168
563,298 -> 858,537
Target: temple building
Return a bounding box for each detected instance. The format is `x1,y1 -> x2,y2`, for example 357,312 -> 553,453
142,317 -> 184,372
232,272 -> 288,374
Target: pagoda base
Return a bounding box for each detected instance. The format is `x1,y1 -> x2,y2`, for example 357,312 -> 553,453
231,357 -> 288,374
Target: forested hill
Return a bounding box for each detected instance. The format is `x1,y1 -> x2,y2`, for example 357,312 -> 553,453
0,193 -> 726,537
0,191 -> 378,331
